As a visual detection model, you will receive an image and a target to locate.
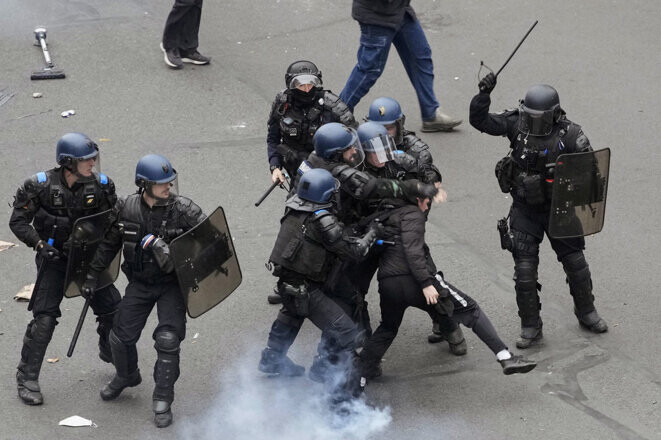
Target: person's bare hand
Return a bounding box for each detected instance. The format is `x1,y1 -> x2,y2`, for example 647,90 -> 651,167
271,168 -> 285,184
422,285 -> 439,305
433,183 -> 447,203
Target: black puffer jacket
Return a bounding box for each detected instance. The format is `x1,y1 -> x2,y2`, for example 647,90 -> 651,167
377,204 -> 436,287
352,0 -> 416,30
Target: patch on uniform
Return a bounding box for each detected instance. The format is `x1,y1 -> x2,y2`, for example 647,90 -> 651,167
379,106 -> 386,116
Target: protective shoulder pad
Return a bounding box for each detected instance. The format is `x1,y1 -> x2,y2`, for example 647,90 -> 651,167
175,196 -> 206,225
36,172 -> 47,183
323,91 -> 356,127
332,164 -> 370,193
25,172 -> 50,193
98,173 -> 108,185
311,209 -> 342,244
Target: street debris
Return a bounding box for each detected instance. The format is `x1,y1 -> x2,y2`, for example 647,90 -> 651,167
193,332 -> 199,339
32,92 -> 43,98
61,109 -> 76,118
0,240 -> 17,252
59,416 -> 97,428
14,284 -> 35,302
46,357 -> 59,363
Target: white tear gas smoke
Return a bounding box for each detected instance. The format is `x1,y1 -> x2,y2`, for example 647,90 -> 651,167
180,348 -> 391,440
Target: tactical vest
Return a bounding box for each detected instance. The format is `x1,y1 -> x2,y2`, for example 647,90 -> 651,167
276,91 -> 325,150
32,169 -> 112,247
269,210 -> 334,283
119,194 -> 180,281
510,117 -> 579,173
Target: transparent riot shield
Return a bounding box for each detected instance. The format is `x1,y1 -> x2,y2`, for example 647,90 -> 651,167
548,148 -> 610,239
170,206 -> 242,318
64,210 -> 121,298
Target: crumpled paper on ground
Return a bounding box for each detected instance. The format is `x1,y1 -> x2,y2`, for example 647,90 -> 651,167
59,416 -> 97,428
0,240 -> 17,252
14,284 -> 35,302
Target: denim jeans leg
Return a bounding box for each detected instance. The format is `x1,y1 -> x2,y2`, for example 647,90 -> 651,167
340,23 -> 395,110
392,16 -> 439,120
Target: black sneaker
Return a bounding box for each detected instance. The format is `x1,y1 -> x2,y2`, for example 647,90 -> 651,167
160,43 -> 182,69
500,355 -> 537,375
180,50 -> 211,65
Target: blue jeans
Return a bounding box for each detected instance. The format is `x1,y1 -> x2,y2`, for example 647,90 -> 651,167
340,14 -> 440,120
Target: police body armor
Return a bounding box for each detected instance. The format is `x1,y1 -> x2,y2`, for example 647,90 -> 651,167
271,89 -> 355,175
119,194 -> 189,283
18,168 -> 116,251
499,116 -> 582,206
269,207 -> 335,284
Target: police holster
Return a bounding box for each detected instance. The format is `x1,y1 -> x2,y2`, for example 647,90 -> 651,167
495,156 -> 515,193
279,282 -> 310,317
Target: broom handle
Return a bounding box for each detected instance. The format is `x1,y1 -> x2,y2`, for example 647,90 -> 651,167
39,37 -> 53,67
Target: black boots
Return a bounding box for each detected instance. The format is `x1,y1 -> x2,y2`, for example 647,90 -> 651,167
96,312 -> 115,363
258,347 -> 305,376
516,321 -> 543,349
16,316 -> 56,405
100,330 -> 142,400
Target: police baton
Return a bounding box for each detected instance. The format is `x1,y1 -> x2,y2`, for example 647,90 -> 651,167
480,20 -> 538,78
255,180 -> 281,207
67,297 -> 90,358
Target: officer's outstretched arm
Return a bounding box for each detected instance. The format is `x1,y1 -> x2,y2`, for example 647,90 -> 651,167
312,210 -> 375,261
332,164 -> 437,202
88,200 -> 125,276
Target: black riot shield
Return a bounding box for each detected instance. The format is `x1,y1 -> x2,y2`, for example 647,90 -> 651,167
64,210 -> 121,298
170,206 -> 242,318
548,148 -> 610,239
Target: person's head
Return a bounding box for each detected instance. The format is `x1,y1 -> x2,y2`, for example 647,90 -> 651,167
135,154 -> 178,205
285,60 -> 322,103
518,84 -> 563,137
313,122 -> 365,167
367,97 -> 405,145
357,121 -> 397,169
417,196 -> 431,213
56,132 -> 100,181
297,168 -> 339,204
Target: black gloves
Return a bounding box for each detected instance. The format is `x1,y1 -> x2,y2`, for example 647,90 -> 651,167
35,240 -> 60,261
478,72 -> 497,94
434,286 -> 454,317
81,273 -> 98,300
399,180 -> 438,203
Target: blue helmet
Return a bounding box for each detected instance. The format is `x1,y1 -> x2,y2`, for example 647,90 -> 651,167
297,168 -> 338,203
135,154 -> 177,187
313,122 -> 364,167
367,97 -> 406,144
56,133 -> 99,167
357,121 -> 397,167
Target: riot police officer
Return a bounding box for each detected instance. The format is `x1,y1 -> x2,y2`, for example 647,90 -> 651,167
9,133 -> 121,406
366,97 -> 442,186
87,154 -> 206,428
469,73 -> 608,348
259,168 -> 379,404
267,60 -> 357,184
356,121 -> 468,356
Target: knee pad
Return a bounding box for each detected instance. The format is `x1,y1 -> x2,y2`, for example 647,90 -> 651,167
561,252 -> 591,284
154,331 -> 180,354
30,315 -> 57,343
327,316 -> 359,352
514,257 -> 539,293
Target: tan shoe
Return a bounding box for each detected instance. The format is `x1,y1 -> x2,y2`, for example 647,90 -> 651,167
421,108 -> 463,132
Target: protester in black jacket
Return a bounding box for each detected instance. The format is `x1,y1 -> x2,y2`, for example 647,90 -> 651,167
359,197 -> 537,380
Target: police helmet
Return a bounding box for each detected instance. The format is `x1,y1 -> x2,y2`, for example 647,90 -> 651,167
285,60 -> 323,90
357,121 -> 396,167
367,97 -> 406,144
519,84 -> 562,136
56,132 -> 99,167
313,122 -> 364,167
297,168 -> 339,204
135,154 -> 177,187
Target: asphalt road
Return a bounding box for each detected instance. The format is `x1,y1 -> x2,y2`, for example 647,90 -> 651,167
0,1 -> 659,439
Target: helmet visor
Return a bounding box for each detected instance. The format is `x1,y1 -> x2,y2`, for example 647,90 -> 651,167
288,74 -> 321,90
519,105 -> 555,136
146,175 -> 179,206
341,128 -> 365,167
362,133 -> 397,165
